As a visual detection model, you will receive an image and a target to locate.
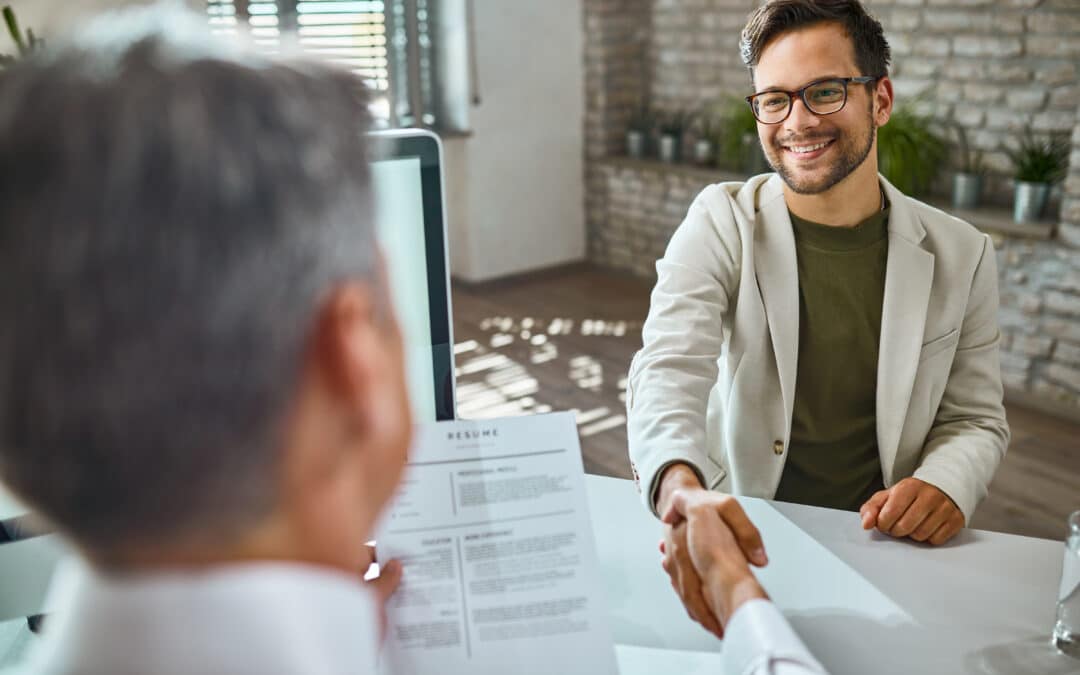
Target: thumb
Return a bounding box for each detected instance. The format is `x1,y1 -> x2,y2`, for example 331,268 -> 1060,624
721,503 -> 768,567
370,559 -> 403,604
860,489 -> 890,530
660,489 -> 690,526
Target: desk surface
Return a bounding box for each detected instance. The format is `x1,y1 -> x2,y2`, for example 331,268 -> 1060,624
2,476 -> 1078,673
585,475 -> 1079,675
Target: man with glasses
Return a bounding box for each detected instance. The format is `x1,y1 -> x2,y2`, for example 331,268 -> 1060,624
627,0 -> 1009,656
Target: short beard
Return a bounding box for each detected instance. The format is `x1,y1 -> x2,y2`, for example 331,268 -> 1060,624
766,101 -> 877,195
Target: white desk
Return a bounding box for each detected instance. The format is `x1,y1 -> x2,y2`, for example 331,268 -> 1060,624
0,484 -> 28,522
1,476 -> 1077,674
587,475 -> 1079,675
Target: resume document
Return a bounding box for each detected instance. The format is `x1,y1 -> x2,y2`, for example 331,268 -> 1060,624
375,412 -> 618,675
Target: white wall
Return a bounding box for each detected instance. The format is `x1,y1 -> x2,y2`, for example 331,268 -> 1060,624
444,0 -> 585,283
4,1 -> 201,37
4,0 -> 585,284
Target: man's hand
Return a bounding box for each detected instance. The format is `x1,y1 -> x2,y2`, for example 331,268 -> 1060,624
661,489 -> 769,630
859,478 -> 964,545
362,543 -> 403,640
654,464 -> 720,636
654,464 -> 768,636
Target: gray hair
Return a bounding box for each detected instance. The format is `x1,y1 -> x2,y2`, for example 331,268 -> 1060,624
0,14 -> 377,553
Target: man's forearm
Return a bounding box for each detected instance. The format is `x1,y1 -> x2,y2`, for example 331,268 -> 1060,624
655,462 -> 704,515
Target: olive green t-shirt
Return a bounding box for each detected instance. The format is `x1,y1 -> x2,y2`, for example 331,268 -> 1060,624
772,205 -> 890,511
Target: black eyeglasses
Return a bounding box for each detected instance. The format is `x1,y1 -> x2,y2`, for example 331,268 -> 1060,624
745,76 -> 880,124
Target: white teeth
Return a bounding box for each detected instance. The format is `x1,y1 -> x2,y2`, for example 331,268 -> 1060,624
788,141 -> 830,153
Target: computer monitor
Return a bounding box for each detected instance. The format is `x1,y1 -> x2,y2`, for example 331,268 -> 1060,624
368,129 -> 456,422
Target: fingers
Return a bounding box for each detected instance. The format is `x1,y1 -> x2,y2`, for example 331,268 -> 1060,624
664,522 -> 724,639
663,490 -> 767,567
661,489 -> 691,525
875,481 -> 920,534
928,510 -> 964,546
368,559 -> 402,604
889,491 -> 941,538
866,479 -> 965,545
859,490 -> 889,530
909,500 -> 952,542
715,499 -> 768,567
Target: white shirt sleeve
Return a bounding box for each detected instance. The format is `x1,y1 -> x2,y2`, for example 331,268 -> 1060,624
721,599 -> 828,675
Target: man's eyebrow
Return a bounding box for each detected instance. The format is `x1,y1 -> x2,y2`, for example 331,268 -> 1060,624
754,74 -> 848,93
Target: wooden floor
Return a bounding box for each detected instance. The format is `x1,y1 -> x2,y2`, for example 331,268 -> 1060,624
452,264 -> 1080,541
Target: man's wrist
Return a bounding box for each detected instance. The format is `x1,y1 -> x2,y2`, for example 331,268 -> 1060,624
655,462 -> 704,515
704,568 -> 767,626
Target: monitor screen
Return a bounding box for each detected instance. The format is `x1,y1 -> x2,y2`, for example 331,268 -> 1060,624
369,131 -> 455,422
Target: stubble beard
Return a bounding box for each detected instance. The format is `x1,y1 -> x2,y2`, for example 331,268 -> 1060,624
765,102 -> 877,196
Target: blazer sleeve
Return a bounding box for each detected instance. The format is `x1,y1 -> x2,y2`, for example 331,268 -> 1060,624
626,186 -> 743,516
912,233 -> 1010,523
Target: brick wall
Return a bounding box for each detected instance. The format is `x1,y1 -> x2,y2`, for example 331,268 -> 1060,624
584,0 -> 1080,414
584,0 -> 652,271
641,0 -> 1079,206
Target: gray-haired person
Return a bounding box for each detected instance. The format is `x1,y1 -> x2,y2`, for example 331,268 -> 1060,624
0,10 -> 412,674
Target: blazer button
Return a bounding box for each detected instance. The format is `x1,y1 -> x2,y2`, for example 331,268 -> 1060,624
773,440 -> 784,455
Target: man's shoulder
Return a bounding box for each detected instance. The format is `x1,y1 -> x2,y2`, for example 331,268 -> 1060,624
690,173 -> 778,223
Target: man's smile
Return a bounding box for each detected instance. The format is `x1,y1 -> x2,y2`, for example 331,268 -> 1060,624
780,137 -> 836,159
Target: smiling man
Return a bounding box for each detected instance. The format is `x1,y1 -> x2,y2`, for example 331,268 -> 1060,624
626,0 -> 1009,643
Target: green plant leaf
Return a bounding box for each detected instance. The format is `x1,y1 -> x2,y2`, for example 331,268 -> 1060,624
877,103 -> 946,196
3,6 -> 26,55
1006,126 -> 1069,184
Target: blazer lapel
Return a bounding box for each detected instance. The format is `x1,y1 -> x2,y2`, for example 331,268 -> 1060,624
753,176 -> 800,442
876,176 -> 934,480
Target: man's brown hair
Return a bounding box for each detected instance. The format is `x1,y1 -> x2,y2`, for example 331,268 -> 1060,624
740,0 -> 891,80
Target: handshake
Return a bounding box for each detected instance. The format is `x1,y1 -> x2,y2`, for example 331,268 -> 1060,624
656,462 -> 966,637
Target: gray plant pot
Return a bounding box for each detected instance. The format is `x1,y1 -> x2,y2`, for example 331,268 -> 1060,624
693,138 -> 714,166
659,133 -> 680,163
1013,181 -> 1051,223
626,130 -> 645,159
952,172 -> 982,210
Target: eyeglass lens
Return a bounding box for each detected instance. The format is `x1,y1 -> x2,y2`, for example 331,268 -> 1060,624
753,79 -> 848,123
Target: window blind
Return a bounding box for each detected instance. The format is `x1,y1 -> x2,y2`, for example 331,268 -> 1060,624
207,1 -> 391,121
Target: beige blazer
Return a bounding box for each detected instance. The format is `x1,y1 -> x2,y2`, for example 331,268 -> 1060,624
626,173 -> 1009,523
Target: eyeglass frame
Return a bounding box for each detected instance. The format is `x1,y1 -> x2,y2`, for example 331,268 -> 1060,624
744,76 -> 881,125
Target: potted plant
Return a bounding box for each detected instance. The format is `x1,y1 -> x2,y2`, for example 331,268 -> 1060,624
950,122 -> 986,210
692,114 -> 720,166
657,109 -> 694,163
877,102 -> 946,197
1,5 -> 43,67
1005,126 -> 1070,224
719,96 -> 767,175
625,104 -> 654,160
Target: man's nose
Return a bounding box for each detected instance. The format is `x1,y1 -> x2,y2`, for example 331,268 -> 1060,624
783,96 -> 821,134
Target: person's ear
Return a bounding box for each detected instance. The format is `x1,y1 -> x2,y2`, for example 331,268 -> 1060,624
874,76 -> 894,127
317,283 -> 380,407
316,280 -> 408,449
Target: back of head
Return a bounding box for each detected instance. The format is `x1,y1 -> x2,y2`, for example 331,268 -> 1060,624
0,7 -> 377,558
740,0 -> 891,79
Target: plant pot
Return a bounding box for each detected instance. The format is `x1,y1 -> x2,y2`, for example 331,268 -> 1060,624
659,133 -> 681,163
626,130 -> 645,159
952,173 -> 982,210
1013,181 -> 1050,223
693,138 -> 714,166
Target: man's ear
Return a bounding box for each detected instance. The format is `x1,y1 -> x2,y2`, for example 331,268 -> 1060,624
874,76 -> 894,127
314,282 -> 382,414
